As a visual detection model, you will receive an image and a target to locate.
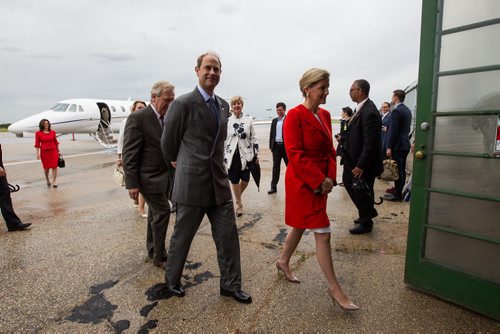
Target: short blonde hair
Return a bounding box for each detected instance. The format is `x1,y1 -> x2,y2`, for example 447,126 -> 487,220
299,68 -> 330,97
150,81 -> 175,99
230,95 -> 244,106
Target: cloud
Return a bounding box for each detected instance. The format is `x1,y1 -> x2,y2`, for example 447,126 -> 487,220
24,52 -> 63,60
217,3 -> 238,14
0,0 -> 423,123
91,50 -> 137,62
0,46 -> 25,53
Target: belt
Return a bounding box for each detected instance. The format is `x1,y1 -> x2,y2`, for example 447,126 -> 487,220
275,141 -> 283,144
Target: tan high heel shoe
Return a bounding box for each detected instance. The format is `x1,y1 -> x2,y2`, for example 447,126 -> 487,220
328,290 -> 360,311
236,202 -> 243,217
276,261 -> 300,283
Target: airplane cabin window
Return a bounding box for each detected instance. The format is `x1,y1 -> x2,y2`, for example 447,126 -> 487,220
68,104 -> 77,112
51,103 -> 69,112
111,106 -> 116,112
78,105 -> 84,112
121,106 -> 126,112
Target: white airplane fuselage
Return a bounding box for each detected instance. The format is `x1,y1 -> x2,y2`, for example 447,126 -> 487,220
8,98 -> 138,146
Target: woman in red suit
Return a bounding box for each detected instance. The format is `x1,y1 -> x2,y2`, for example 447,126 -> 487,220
276,69 -> 359,311
35,119 -> 60,188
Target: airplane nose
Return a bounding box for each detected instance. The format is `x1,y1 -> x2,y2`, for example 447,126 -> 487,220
8,122 -> 24,137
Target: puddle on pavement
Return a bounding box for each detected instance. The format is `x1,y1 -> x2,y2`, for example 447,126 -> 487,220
66,280 -> 130,331
262,242 -> 278,249
273,228 -> 287,245
237,212 -> 262,234
145,283 -> 172,301
183,271 -> 215,289
140,302 -> 158,317
185,261 -> 202,270
138,319 -> 158,334
111,320 -> 130,333
90,280 -> 118,294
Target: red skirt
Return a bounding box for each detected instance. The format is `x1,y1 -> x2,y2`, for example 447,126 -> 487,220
40,149 -> 59,169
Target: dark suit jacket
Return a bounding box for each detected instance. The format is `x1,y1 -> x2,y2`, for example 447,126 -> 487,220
343,98 -> 383,177
381,112 -> 391,151
161,88 -> 231,207
123,105 -> 172,194
269,116 -> 286,151
0,144 -> 3,168
386,103 -> 412,152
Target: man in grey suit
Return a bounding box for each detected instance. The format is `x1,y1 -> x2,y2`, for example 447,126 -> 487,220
123,81 -> 176,270
161,52 -> 252,304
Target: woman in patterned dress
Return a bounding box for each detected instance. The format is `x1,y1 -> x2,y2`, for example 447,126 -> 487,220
224,96 -> 259,217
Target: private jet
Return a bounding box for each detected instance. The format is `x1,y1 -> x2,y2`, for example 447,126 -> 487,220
8,98 -> 139,148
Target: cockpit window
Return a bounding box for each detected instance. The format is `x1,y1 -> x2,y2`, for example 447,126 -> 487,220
51,103 -> 69,112
68,104 -> 77,112
78,105 -> 84,112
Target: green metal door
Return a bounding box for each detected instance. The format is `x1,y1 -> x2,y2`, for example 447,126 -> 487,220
405,0 -> 500,320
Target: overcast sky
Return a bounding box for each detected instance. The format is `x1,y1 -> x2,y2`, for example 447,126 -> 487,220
0,0 -> 422,123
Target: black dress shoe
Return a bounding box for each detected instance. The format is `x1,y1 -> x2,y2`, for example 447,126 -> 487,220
220,288 -> 252,304
168,285 -> 185,297
353,210 -> 378,224
384,193 -> 402,201
267,188 -> 277,194
349,224 -> 372,235
8,223 -> 32,232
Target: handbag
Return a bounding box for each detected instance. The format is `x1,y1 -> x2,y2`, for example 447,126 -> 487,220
58,153 -> 65,168
352,177 -> 384,205
113,166 -> 125,187
380,159 -> 399,181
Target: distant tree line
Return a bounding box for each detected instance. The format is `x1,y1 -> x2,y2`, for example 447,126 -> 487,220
0,123 -> 11,129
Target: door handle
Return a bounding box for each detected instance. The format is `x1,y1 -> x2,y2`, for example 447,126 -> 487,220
415,151 -> 425,159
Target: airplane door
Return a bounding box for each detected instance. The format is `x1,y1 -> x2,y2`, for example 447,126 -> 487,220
404,0 -> 500,320
97,102 -> 111,128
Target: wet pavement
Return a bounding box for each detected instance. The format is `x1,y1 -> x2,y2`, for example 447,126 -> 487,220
1,129 -> 499,333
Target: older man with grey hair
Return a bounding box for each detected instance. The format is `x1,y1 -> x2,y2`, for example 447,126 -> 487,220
123,81 -> 176,269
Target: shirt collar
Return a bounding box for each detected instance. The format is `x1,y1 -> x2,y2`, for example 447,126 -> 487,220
356,97 -> 369,112
150,104 -> 163,119
197,85 -> 213,102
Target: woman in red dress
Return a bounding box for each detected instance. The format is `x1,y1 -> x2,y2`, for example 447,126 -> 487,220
276,69 -> 359,311
35,119 -> 60,188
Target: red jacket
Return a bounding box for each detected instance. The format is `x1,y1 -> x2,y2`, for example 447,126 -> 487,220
284,104 -> 336,229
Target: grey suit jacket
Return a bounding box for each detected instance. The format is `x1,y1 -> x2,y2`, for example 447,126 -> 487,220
123,105 -> 172,194
161,88 -> 232,207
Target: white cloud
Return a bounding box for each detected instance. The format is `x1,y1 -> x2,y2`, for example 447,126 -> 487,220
0,0 -> 422,123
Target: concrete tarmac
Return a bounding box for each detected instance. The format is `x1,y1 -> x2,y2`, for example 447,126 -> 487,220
0,128 -> 498,333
